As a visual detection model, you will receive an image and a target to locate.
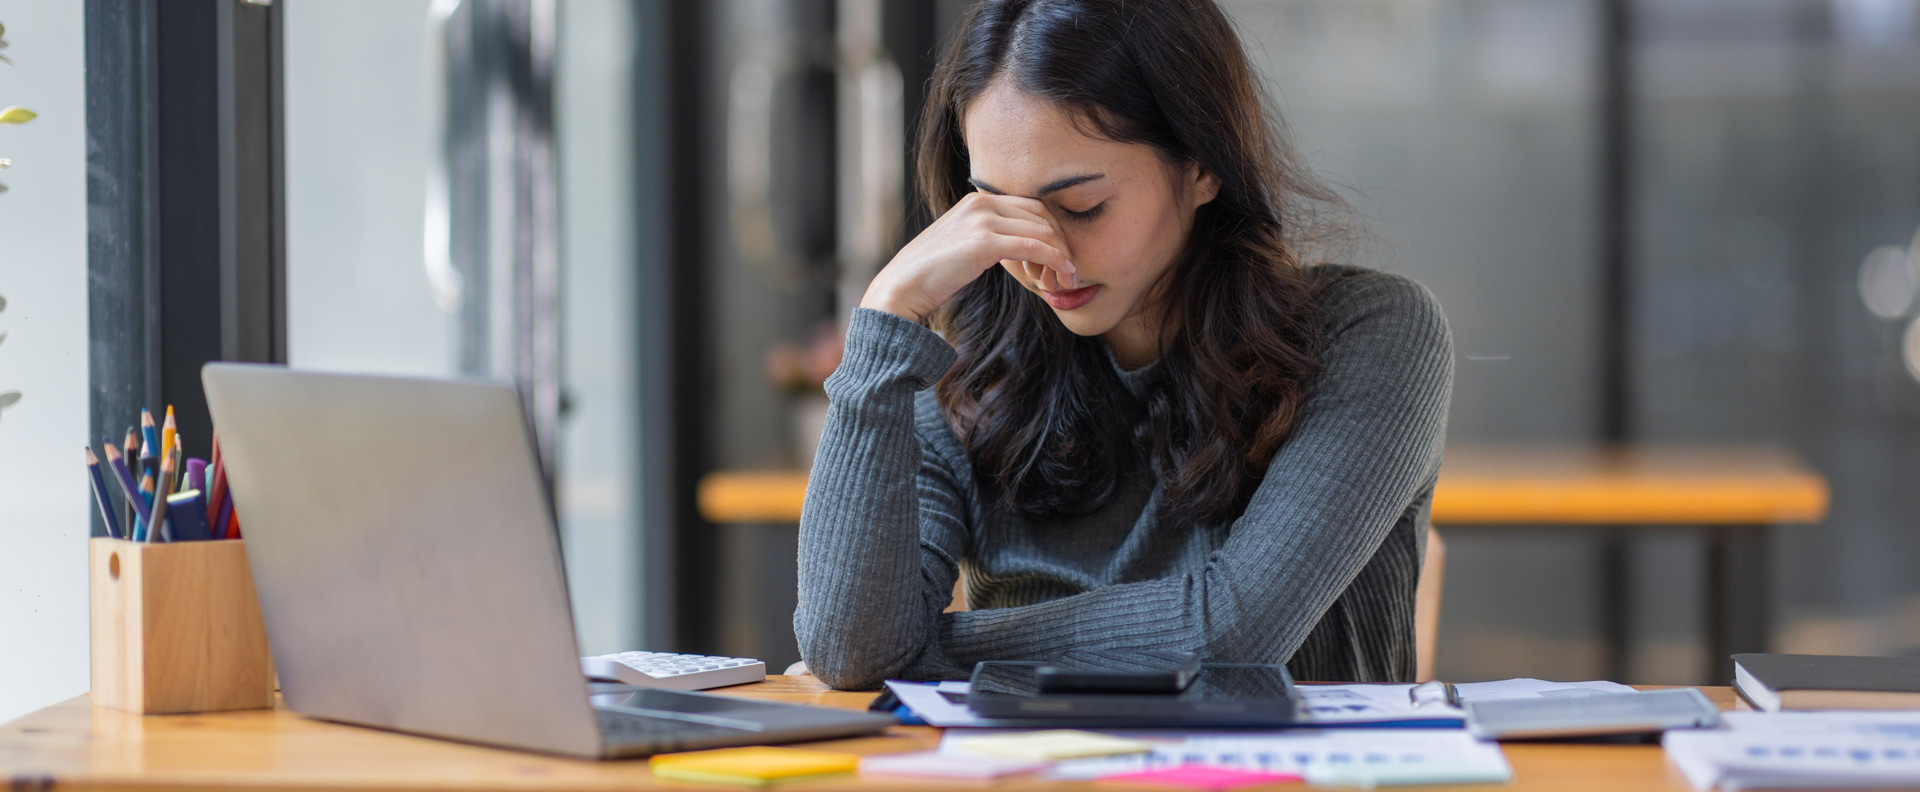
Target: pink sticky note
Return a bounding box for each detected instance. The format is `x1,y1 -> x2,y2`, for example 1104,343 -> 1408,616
1100,764 -> 1304,791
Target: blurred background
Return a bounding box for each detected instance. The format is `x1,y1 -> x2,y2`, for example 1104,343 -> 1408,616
4,0 -> 1920,722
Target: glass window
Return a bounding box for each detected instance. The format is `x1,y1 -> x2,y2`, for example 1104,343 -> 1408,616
0,0 -> 91,724
285,0 -> 645,654
1226,0 -> 1607,681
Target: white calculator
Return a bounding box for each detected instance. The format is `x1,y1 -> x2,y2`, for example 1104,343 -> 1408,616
580,651 -> 768,691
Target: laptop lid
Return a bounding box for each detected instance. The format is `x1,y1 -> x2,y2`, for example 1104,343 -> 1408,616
203,364 -> 603,757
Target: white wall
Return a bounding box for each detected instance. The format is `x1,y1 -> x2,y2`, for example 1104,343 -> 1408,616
0,0 -> 91,724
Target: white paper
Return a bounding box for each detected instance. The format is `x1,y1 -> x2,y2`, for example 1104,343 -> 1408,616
933,729 -> 1510,785
886,680 -> 1027,727
861,750 -> 1050,779
1664,711 -> 1920,791
1453,678 -> 1637,701
1299,684 -> 1464,725
888,679 -> 1467,728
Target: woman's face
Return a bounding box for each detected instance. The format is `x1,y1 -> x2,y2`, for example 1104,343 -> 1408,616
962,80 -> 1219,345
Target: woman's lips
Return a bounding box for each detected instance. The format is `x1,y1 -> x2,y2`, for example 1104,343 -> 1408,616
1041,283 -> 1102,311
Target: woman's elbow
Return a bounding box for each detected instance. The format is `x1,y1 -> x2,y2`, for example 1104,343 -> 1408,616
805,660 -> 892,691
794,624 -> 917,690
798,645 -> 913,690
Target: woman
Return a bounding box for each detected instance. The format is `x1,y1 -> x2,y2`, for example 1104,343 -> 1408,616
794,0 -> 1453,690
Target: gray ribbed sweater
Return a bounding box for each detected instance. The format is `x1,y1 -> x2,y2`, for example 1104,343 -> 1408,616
795,266 -> 1454,690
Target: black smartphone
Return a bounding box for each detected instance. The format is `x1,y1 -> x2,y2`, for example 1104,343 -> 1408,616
967,660 -> 1300,725
1033,649 -> 1203,694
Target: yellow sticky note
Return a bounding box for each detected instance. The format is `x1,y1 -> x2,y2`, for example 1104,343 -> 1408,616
650,746 -> 861,786
953,729 -> 1154,760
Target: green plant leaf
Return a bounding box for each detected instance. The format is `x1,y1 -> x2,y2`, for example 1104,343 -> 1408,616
0,392 -> 21,409
0,107 -> 36,124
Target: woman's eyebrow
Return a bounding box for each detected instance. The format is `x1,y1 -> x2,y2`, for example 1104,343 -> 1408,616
968,173 -> 1106,198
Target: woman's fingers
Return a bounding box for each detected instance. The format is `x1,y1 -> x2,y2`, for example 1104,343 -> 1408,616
979,192 -> 1055,222
984,215 -> 1063,249
993,235 -> 1077,288
981,195 -> 1068,240
982,214 -> 1076,287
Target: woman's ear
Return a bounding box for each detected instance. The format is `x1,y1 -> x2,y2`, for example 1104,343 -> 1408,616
1189,162 -> 1221,207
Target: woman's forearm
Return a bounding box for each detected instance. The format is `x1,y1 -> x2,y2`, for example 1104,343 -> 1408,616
794,309 -> 962,689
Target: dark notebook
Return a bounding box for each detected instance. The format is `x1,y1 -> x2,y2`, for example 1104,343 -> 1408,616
1733,653 -> 1920,712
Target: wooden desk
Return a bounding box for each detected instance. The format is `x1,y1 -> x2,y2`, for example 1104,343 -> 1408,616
699,446 -> 1829,682
0,677 -> 1727,791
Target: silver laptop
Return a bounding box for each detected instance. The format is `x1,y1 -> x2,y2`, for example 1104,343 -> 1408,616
202,364 -> 892,758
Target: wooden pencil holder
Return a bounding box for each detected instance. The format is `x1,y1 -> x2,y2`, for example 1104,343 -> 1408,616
89,537 -> 274,714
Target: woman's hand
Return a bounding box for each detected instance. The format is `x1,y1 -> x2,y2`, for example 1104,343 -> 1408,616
860,192 -> 1077,323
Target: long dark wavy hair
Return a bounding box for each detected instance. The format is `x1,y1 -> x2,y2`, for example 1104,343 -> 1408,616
922,0 -> 1352,528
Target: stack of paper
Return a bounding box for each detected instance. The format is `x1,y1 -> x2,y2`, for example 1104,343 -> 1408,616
1295,684 -> 1464,727
1665,711 -> 1920,790
952,729 -> 1155,760
882,677 -> 1636,729
1455,678 -> 1636,701
884,680 -> 1469,728
939,729 -> 1513,787
861,750 -> 1050,780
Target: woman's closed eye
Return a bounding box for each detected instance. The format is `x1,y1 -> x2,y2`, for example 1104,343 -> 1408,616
1058,201 -> 1107,223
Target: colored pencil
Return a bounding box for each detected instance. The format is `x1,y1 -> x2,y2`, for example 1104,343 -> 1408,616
140,409 -> 160,462
137,472 -> 155,540
148,446 -> 178,542
218,496 -> 238,540
160,406 -> 177,489
139,471 -> 157,540
102,442 -> 152,531
86,447 -> 123,539
122,427 -> 140,530
207,432 -> 227,527
139,435 -> 158,486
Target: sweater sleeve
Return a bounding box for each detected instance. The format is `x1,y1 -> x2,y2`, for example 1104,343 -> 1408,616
793,308 -> 972,690
932,274 -> 1454,670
